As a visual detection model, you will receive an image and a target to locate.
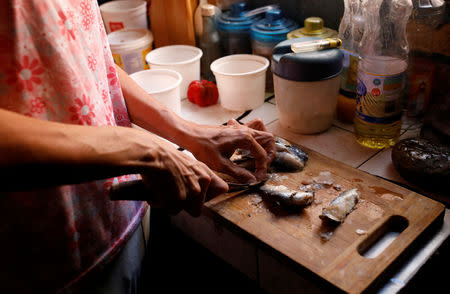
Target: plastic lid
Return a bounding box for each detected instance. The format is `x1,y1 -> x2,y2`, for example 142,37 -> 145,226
301,17 -> 324,35
287,17 -> 338,39
108,29 -> 153,51
216,2 -> 260,31
100,0 -> 146,13
250,9 -> 299,42
271,37 -> 343,82
201,4 -> 216,16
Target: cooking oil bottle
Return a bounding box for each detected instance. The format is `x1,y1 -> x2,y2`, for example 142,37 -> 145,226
354,0 -> 413,148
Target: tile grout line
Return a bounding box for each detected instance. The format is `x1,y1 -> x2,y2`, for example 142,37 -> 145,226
264,94 -> 275,102
356,148 -> 385,169
332,123 -> 355,133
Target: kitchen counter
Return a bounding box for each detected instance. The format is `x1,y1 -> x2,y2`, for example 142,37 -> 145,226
156,94 -> 449,293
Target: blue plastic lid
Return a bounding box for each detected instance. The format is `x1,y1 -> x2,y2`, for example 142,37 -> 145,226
271,37 -> 343,82
216,2 -> 261,31
250,9 -> 299,43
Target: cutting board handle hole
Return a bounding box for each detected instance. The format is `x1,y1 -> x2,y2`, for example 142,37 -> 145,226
357,215 -> 409,259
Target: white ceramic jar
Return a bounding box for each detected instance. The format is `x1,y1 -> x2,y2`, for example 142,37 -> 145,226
272,37 -> 343,134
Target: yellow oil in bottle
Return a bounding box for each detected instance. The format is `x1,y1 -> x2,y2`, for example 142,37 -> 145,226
354,56 -> 407,149
354,117 -> 401,148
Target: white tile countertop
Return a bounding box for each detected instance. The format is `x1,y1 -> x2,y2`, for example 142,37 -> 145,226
168,95 -> 449,294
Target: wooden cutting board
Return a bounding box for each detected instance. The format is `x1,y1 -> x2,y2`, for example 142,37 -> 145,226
204,141 -> 445,294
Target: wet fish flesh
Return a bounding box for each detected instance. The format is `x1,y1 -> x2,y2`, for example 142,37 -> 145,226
230,136 -> 308,173
320,188 -> 360,223
259,184 -> 314,207
271,137 -> 308,172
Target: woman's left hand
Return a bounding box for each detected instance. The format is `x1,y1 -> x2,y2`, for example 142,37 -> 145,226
187,118 -> 276,184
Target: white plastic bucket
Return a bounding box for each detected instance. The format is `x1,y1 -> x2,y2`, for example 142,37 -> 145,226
130,69 -> 182,114
274,74 -> 340,134
211,54 -> 269,111
100,0 -> 148,33
108,29 -> 153,74
145,45 -> 203,99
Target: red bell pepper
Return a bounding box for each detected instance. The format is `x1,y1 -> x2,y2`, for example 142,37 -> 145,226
187,80 -> 219,107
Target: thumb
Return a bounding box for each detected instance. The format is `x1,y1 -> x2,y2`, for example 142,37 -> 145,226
205,173 -> 229,201
226,119 -> 240,126
221,158 -> 257,184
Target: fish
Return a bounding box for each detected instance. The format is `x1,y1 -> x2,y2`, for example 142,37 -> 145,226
320,188 -> 360,223
271,137 -> 308,172
259,183 -> 314,207
230,136 -> 308,173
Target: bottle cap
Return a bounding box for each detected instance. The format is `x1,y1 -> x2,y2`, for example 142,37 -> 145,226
216,2 -> 261,31
301,17 -> 324,35
287,17 -> 338,40
201,4 -> 215,17
250,9 -> 299,43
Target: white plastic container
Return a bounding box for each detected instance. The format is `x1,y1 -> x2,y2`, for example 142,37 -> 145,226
271,38 -> 343,134
273,75 -> 341,133
210,54 -> 269,111
108,29 -> 153,74
100,0 -> 148,33
145,45 -> 203,99
129,69 -> 182,114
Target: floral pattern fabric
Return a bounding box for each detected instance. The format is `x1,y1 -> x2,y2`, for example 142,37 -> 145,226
0,0 -> 147,292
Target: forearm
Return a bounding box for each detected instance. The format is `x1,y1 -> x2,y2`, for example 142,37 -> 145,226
0,109 -> 161,191
116,66 -> 200,149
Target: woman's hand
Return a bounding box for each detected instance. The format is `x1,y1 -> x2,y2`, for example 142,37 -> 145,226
140,137 -> 228,217
187,118 -> 276,184
117,65 -> 276,185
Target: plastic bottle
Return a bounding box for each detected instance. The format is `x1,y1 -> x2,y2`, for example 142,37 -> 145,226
354,0 -> 413,149
194,2 -> 223,81
336,0 -> 365,123
405,0 -> 444,117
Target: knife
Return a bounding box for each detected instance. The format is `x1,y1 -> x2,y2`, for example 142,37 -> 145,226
109,177 -> 267,201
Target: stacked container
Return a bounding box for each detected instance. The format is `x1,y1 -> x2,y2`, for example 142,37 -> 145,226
99,0 -> 148,33
108,29 -> 153,74
216,2 -> 261,55
272,37 -> 343,134
250,9 -> 298,92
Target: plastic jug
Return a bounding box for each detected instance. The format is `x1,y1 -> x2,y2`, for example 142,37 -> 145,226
216,2 -> 258,55
250,9 -> 298,91
215,2 -> 269,55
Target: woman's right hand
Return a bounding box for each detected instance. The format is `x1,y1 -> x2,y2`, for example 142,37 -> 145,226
140,137 -> 228,217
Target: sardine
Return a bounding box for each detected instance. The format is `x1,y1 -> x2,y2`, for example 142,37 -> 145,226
259,184 -> 314,207
320,188 -> 360,223
271,137 -> 308,172
230,136 -> 308,173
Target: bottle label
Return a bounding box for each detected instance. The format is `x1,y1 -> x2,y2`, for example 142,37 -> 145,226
142,47 -> 151,70
112,53 -> 124,70
356,68 -> 405,124
340,49 -> 359,96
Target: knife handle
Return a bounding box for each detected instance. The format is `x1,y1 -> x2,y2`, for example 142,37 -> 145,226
110,179 -> 148,201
